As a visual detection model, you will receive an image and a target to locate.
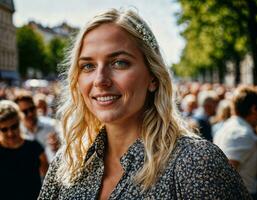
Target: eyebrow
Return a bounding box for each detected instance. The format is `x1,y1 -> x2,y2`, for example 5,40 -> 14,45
78,50 -> 136,61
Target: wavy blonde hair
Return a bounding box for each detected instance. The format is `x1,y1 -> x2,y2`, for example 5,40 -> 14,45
57,8 -> 195,189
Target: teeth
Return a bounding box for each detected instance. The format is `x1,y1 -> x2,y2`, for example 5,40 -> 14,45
96,96 -> 119,102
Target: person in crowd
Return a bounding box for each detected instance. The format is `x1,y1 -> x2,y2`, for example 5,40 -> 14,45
0,83 -> 7,100
0,100 -> 48,200
214,86 -> 257,199
214,84 -> 227,101
192,90 -> 219,141
34,93 -> 49,117
14,93 -> 60,162
38,8 -> 250,199
181,93 -> 197,118
189,82 -> 201,97
211,99 -> 232,137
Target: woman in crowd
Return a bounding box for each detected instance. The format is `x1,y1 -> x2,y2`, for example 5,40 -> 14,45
211,99 -> 232,138
38,8 -> 250,199
0,100 -> 48,200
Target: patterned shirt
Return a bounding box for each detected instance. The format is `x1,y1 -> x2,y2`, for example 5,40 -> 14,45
38,129 -> 251,199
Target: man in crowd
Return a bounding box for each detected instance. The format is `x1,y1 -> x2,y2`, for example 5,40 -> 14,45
192,90 -> 218,141
214,86 -> 257,198
14,93 -> 60,162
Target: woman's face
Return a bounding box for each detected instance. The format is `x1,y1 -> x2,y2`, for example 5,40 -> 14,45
0,116 -> 22,147
77,23 -> 155,125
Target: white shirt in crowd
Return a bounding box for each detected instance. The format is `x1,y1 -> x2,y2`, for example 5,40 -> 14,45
214,116 -> 257,194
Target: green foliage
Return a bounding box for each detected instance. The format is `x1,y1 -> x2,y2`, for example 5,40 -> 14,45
45,37 -> 68,74
16,25 -> 69,78
174,0 -> 256,83
16,25 -> 46,77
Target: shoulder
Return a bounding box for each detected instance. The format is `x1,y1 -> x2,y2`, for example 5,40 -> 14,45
214,118 -> 256,147
24,139 -> 41,146
170,136 -> 250,199
23,140 -> 44,154
38,149 -> 63,199
49,147 -> 63,166
173,136 -> 227,165
38,116 -> 56,129
221,117 -> 252,134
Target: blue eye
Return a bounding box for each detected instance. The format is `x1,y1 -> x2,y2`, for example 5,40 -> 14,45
113,60 -> 129,68
81,63 -> 95,72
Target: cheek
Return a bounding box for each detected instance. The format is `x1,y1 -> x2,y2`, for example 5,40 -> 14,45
120,72 -> 150,100
78,74 -> 92,98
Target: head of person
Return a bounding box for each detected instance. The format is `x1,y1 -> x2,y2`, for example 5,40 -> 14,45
214,99 -> 231,123
232,85 -> 257,128
14,93 -> 37,127
181,94 -> 197,114
58,8 -> 193,188
215,85 -> 226,100
34,93 -> 48,116
0,100 -> 22,147
198,90 -> 218,117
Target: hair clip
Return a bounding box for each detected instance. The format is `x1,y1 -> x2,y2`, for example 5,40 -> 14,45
135,23 -> 158,50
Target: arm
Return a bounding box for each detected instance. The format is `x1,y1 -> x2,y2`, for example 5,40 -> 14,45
174,140 -> 251,199
47,132 -> 60,153
39,152 -> 49,177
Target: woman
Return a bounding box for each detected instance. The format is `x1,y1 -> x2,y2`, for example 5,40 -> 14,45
38,9 -> 250,199
0,100 -> 48,200
211,99 -> 232,138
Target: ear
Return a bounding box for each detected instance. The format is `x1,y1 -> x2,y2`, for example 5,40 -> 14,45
148,77 -> 158,92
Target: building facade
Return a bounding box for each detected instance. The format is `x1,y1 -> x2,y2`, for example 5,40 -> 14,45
28,21 -> 79,43
0,0 -> 18,81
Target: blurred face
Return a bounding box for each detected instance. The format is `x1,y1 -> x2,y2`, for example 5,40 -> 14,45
0,117 -> 22,147
77,23 -> 155,125
188,100 -> 197,113
17,100 -> 37,126
205,99 -> 218,117
36,100 -> 47,116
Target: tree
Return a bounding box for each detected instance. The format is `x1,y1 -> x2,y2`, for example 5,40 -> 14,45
174,0 -> 256,84
16,25 -> 47,78
46,37 -> 68,75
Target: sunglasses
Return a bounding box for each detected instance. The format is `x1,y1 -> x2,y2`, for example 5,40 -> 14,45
21,106 -> 36,116
0,122 -> 20,133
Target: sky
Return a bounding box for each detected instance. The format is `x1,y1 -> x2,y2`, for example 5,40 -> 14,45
13,0 -> 185,65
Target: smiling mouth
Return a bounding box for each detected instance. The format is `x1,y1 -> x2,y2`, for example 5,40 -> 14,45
93,95 -> 121,102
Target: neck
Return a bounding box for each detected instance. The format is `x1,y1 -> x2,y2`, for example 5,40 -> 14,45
240,115 -> 256,129
25,120 -> 37,133
0,138 -> 24,149
105,121 -> 141,160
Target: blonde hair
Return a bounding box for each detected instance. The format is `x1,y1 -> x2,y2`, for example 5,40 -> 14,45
212,99 -> 231,124
0,100 -> 21,122
57,8 -> 194,189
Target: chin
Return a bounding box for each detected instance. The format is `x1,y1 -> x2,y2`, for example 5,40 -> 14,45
97,114 -> 121,123
98,117 -> 117,123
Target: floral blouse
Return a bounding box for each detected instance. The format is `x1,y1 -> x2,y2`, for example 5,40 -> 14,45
38,129 -> 251,200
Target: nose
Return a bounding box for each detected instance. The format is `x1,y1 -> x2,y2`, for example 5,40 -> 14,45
93,65 -> 112,88
6,129 -> 16,137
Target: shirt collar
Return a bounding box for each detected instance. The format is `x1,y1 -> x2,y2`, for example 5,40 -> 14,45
84,127 -> 145,172
233,116 -> 254,132
84,127 -> 107,162
120,138 -> 144,172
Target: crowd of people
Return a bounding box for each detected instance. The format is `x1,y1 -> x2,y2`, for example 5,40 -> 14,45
177,81 -> 257,198
0,82 -> 61,200
0,8 -> 256,200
